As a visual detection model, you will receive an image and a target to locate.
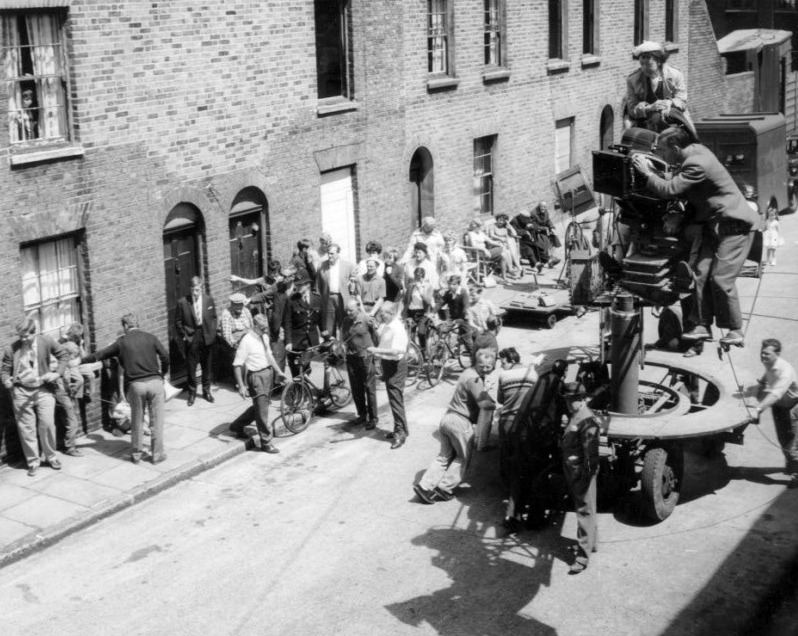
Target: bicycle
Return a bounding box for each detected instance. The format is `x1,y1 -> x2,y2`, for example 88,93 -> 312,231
279,337 -> 353,434
425,319 -> 474,386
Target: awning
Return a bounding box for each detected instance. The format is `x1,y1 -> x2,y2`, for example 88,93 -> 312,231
717,28 -> 792,55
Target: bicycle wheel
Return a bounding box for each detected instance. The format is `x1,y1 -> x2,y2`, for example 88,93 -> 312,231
405,342 -> 423,387
426,342 -> 448,387
280,381 -> 315,434
456,336 -> 473,370
326,363 -> 352,409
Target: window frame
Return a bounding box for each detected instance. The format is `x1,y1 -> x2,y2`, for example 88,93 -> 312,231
548,0 -> 569,61
665,0 -> 678,45
20,233 -> 85,341
633,0 -> 649,46
314,0 -> 354,103
483,0 -> 506,68
1,9 -> 75,151
555,117 -> 575,177
473,135 -> 497,217
427,0 -> 455,77
582,0 -> 599,56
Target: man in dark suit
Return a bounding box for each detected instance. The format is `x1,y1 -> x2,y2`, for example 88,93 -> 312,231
1,318 -> 70,476
633,126 -> 763,347
284,269 -> 323,378
316,243 -> 356,336
176,276 -> 217,405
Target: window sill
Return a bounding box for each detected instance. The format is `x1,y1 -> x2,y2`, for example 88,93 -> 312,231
317,98 -> 359,117
665,43 -> 679,54
9,144 -> 85,167
426,76 -> 460,92
581,55 -> 601,68
546,59 -> 571,75
482,69 -> 511,84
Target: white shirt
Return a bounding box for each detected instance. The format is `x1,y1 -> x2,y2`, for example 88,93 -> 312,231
376,317 -> 409,360
193,294 -> 203,326
328,261 -> 341,294
233,331 -> 274,372
760,357 -> 798,404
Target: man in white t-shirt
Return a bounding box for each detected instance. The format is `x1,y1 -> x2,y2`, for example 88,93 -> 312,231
369,302 -> 409,448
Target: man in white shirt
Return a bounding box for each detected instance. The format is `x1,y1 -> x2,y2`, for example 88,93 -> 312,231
232,314 -> 286,454
753,338 -> 798,488
369,302 -> 409,449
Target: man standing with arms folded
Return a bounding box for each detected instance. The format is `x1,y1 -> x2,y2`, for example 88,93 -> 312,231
752,339 -> 798,488
369,301 -> 409,449
176,276 -> 218,406
632,126 -> 762,347
316,243 -> 356,337
82,313 -> 169,464
232,314 -> 286,454
342,299 -> 379,429
1,318 -> 70,476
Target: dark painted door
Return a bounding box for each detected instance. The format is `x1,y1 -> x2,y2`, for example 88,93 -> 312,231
164,229 -> 199,384
229,211 -> 263,297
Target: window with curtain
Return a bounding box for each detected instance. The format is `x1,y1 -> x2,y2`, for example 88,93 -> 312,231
314,0 -> 352,100
483,0 -> 504,67
21,236 -> 82,339
474,136 -> 496,216
555,118 -> 574,175
1,11 -> 70,145
428,0 -> 453,75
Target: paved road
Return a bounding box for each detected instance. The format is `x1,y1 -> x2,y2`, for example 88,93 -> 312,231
1,262 -> 798,636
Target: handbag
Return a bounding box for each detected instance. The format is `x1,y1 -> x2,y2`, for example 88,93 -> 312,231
482,274 -> 498,288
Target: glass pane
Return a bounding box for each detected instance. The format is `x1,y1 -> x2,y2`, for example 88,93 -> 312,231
38,240 -> 60,302
56,237 -> 78,296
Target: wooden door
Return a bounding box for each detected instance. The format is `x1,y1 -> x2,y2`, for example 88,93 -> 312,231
229,211 -> 263,297
164,229 -> 199,384
320,168 -> 357,263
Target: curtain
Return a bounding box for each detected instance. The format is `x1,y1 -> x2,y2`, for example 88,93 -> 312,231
25,14 -> 65,140
2,16 -> 23,143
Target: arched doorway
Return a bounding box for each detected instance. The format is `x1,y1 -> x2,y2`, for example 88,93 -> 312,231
599,105 -> 614,150
409,147 -> 434,230
229,187 -> 269,297
163,203 -> 205,384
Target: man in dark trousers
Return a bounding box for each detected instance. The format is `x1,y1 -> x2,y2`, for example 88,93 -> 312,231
560,382 -> 600,575
82,313 -> 170,464
176,276 -> 217,405
316,243 -> 356,336
1,318 -> 70,476
342,299 -> 379,429
284,269 -> 323,379
632,126 -> 763,347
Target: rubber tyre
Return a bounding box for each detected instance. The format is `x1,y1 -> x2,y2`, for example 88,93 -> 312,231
405,342 -> 423,387
326,364 -> 352,409
280,382 -> 314,434
641,444 -> 684,521
427,343 -> 448,387
546,314 -> 557,329
791,188 -> 798,212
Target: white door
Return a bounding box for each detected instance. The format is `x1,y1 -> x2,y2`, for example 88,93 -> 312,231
320,168 -> 357,263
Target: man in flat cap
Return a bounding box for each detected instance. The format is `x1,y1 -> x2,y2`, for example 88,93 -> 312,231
561,381 -> 600,574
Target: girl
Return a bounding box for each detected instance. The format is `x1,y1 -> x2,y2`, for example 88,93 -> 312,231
764,198 -> 781,267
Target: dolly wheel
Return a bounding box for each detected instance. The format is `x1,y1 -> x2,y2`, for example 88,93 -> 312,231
641,444 -> 684,521
546,314 -> 557,329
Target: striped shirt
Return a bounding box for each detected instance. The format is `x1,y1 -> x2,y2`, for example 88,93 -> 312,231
497,364 -> 538,425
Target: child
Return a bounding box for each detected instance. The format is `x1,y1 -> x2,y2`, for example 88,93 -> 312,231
405,266 -> 435,357
466,286 -> 502,361
64,323 -> 99,402
438,274 -> 472,353
764,200 -> 781,266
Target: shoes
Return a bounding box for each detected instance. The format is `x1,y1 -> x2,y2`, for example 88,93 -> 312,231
385,431 -> 396,439
433,486 -> 454,501
683,347 -> 701,358
151,454 -> 168,464
349,415 -> 366,427
674,261 -> 695,292
27,464 -> 38,477
536,262 -> 545,274
365,419 -> 378,430
719,330 -> 744,347
262,443 -> 280,454
203,391 -> 215,403
391,435 -> 406,450
413,483 -> 436,504
48,458 -> 62,470
131,453 -> 142,464
682,326 -> 711,341
63,448 -> 83,457
229,427 -> 249,440
187,393 -> 196,407
547,257 -> 561,268
569,559 -> 588,575
788,474 -> 798,489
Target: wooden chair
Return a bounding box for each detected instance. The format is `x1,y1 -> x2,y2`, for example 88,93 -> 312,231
461,231 -> 498,286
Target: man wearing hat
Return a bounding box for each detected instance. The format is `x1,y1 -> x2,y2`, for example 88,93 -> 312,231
560,381 -> 600,574
401,216 -> 445,267
220,293 -> 253,350
626,40 -> 695,138
284,268 -> 323,378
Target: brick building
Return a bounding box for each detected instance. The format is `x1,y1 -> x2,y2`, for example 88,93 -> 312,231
0,0 -> 690,452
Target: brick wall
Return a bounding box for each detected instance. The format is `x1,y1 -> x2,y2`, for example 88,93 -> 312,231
0,0 -> 691,452
688,0 -> 726,122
